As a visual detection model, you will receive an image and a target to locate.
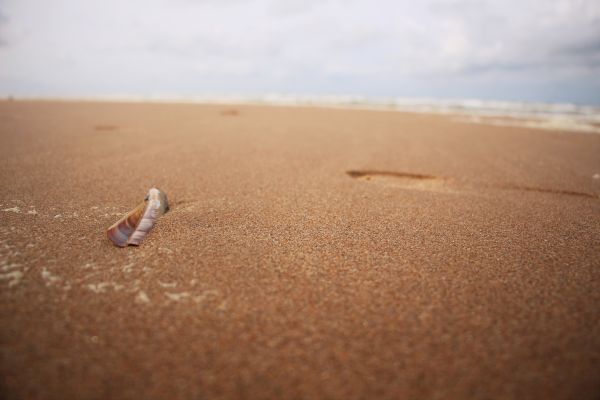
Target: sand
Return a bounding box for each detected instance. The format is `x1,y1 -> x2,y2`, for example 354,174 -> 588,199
0,100 -> 599,400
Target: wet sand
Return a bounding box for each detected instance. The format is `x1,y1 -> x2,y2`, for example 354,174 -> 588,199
1,100 -> 599,399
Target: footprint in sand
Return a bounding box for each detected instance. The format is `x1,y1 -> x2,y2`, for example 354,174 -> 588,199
94,125 -> 119,132
346,170 -> 452,192
347,170 -> 599,199
220,109 -> 240,116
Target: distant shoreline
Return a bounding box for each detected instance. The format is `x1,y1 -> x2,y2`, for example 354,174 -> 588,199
3,95 -> 600,134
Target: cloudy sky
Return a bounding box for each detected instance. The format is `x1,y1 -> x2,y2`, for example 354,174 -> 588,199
0,0 -> 599,104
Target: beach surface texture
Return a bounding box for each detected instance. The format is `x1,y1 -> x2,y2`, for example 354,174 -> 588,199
1,101 -> 599,399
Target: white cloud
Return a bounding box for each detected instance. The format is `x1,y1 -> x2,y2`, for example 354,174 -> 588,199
0,0 -> 598,103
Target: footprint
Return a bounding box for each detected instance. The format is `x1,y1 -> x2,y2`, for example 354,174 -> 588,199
94,125 -> 118,132
347,169 -> 599,199
220,109 -> 240,116
499,184 -> 599,199
346,170 -> 451,192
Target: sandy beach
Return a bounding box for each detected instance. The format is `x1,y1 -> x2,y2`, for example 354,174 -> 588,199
1,100 -> 599,399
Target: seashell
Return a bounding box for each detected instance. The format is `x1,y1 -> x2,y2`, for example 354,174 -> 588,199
107,188 -> 169,247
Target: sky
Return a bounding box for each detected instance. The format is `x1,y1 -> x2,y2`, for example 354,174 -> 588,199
0,0 -> 599,104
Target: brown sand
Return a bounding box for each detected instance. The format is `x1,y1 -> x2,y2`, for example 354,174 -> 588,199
1,100 -> 599,400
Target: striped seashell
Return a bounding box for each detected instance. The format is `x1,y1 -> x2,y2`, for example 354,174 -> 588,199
107,188 -> 169,247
